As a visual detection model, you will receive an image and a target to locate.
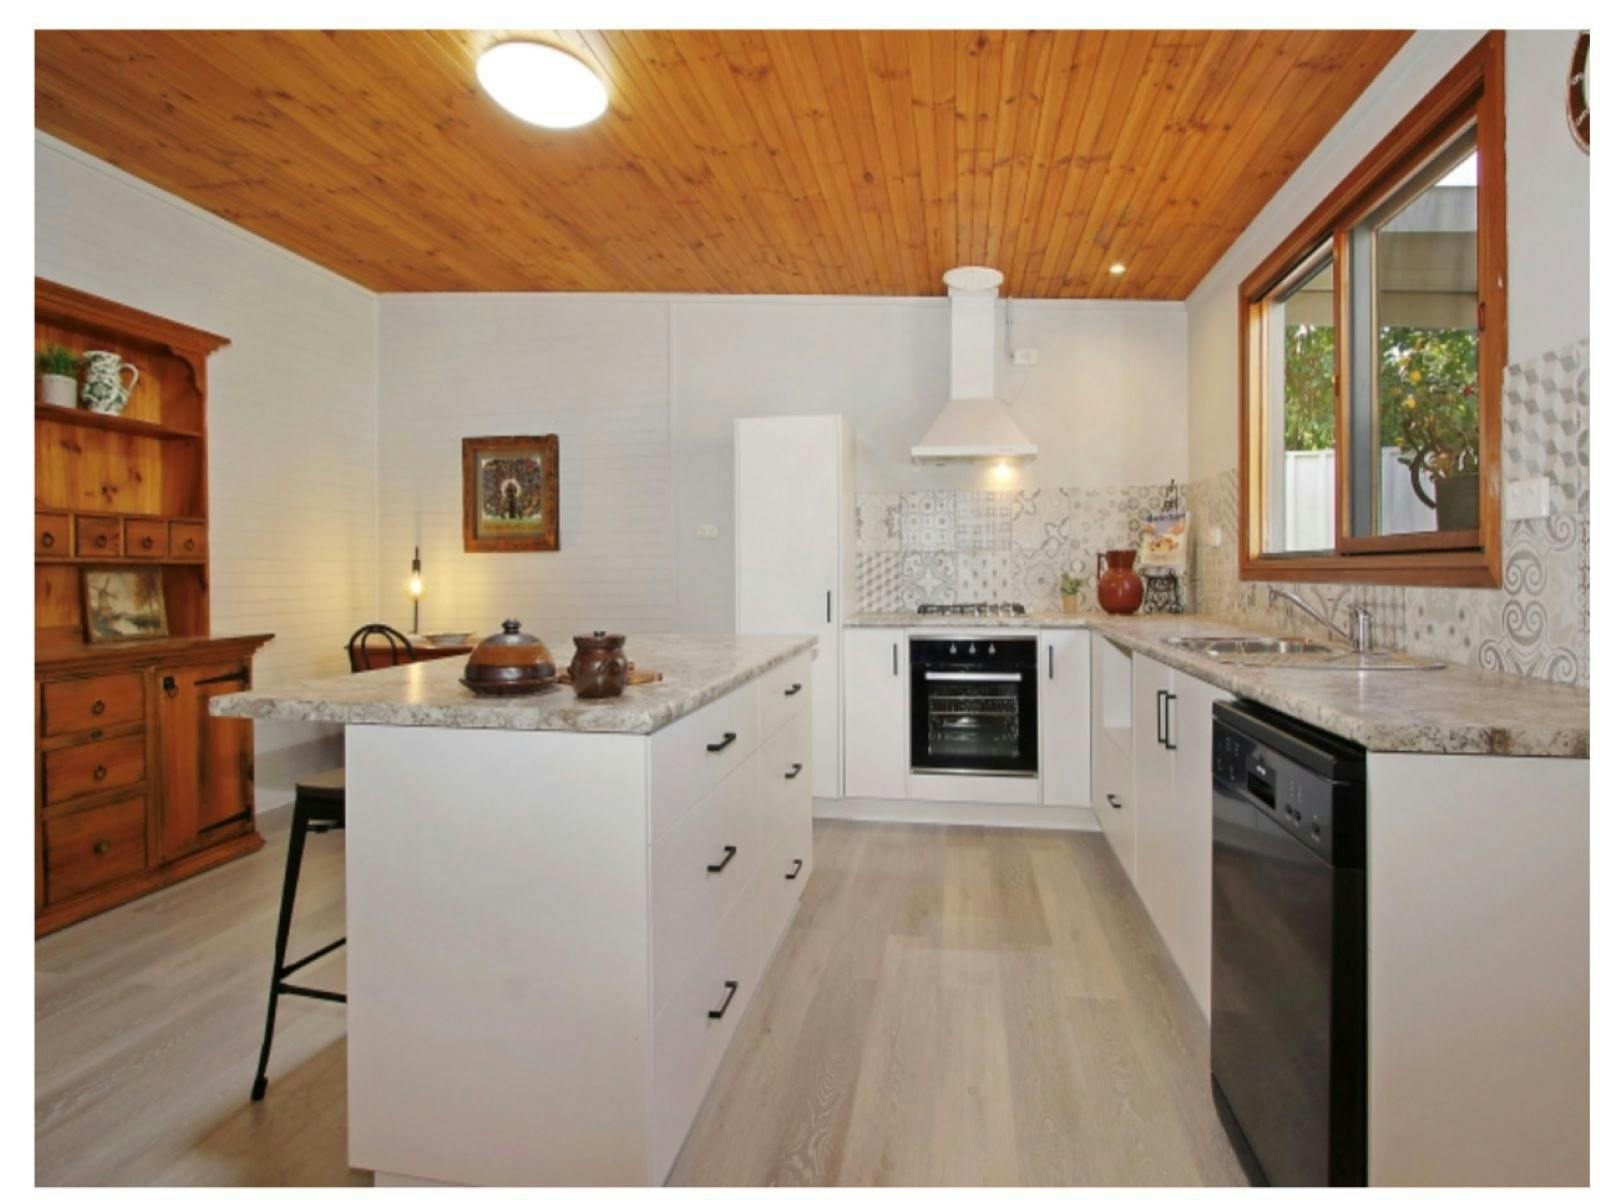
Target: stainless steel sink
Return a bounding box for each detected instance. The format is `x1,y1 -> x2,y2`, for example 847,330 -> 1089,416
1162,634 -> 1445,670
1163,635 -> 1336,656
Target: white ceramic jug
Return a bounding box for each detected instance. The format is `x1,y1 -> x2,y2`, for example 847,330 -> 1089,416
81,350 -> 139,415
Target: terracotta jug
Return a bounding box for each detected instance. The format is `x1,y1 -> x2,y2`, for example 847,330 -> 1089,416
1096,549 -> 1144,615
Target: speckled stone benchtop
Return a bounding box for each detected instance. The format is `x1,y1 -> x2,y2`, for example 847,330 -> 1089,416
847,611 -> 1588,759
211,633 -> 816,735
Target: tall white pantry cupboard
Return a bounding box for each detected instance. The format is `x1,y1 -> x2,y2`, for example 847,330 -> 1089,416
734,415 -> 857,799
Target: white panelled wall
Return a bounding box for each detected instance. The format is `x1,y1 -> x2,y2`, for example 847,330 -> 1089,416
35,134 -> 380,812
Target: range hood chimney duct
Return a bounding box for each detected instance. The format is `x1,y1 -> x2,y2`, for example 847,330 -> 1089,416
912,265 -> 1038,463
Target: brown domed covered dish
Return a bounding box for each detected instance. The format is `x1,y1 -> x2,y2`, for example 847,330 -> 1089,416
460,619 -> 557,696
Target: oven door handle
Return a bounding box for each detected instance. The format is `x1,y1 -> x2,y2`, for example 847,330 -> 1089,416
922,671 -> 1024,683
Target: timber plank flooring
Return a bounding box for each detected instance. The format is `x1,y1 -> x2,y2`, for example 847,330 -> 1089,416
36,814 -> 1244,1187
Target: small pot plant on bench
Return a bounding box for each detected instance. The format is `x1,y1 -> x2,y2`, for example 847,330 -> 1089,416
1059,572 -> 1087,615
36,344 -> 81,409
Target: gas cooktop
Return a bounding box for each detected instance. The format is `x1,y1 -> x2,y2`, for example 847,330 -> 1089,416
915,603 -> 1027,616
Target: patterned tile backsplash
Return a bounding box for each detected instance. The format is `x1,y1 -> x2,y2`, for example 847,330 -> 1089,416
854,339 -> 1589,688
855,481 -> 1176,614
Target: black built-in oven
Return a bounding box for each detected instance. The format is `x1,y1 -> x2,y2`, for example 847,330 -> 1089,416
909,634 -> 1038,776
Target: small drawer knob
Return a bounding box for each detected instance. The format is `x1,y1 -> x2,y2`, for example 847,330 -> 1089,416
93,764 -> 108,781
141,536 -> 154,549
90,699 -> 106,715
40,531 -> 54,548
93,840 -> 110,855
184,538 -> 196,551
94,534 -> 108,547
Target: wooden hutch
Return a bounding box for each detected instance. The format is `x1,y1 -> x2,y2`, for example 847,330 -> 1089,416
35,279 -> 272,936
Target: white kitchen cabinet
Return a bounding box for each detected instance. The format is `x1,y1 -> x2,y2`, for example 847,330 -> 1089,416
841,628 -> 907,799
1130,650 -> 1230,1017
735,415 -> 856,800
1090,637 -> 1136,877
1038,630 -> 1091,808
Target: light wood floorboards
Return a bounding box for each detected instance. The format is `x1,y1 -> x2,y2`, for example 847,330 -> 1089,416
37,812 -> 1243,1187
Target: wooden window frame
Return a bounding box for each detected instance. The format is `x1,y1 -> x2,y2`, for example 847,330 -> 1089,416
1239,32 -> 1505,588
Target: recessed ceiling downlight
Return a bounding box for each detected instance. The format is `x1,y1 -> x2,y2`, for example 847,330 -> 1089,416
1108,262 -> 1127,276
477,42 -> 608,129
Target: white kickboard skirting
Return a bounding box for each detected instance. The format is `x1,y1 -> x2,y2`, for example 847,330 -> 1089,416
816,795 -> 1104,832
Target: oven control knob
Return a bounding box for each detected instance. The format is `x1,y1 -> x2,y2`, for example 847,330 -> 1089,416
967,642 -> 977,655
948,643 -> 958,655
988,643 -> 996,655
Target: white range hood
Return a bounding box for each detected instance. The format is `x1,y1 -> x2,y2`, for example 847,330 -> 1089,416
911,265 -> 1038,463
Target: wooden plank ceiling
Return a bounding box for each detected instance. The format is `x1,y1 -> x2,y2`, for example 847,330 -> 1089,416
35,30 -> 1410,297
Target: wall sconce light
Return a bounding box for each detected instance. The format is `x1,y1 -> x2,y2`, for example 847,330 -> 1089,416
407,545 -> 425,634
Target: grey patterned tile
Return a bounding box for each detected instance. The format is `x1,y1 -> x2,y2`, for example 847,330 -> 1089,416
856,551 -> 904,613
856,493 -> 903,553
902,491 -> 955,552
901,550 -> 957,608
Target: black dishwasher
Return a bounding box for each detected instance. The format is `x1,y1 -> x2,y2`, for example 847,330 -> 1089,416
1210,700 -> 1366,1187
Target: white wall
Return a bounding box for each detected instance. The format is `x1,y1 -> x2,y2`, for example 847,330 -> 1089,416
375,295 -> 674,647
35,133 -> 380,811
373,293 -> 1187,636
1186,29 -> 1591,481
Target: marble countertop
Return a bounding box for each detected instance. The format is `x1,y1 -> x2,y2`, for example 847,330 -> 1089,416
211,634 -> 816,735
848,611 -> 1588,758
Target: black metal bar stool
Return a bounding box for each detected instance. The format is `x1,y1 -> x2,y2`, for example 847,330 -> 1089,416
249,623 -> 416,1101
249,768 -> 348,1101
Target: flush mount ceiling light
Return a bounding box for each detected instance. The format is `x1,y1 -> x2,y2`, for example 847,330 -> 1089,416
476,41 -> 608,129
1108,262 -> 1127,276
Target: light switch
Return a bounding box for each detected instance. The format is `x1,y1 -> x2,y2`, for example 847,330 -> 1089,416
695,524 -> 719,540
1504,476 -> 1551,522
1010,348 -> 1038,366
1208,525 -> 1223,547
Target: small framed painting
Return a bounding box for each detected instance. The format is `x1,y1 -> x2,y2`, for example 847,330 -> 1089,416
462,435 -> 561,553
82,567 -> 169,643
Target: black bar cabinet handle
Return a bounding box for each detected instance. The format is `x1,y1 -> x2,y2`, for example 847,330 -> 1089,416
1106,793 -> 1123,810
785,763 -> 803,780
785,858 -> 803,880
706,731 -> 737,753
826,590 -> 832,623
1048,644 -> 1055,679
706,845 -> 737,873
708,980 -> 739,1019
1155,688 -> 1167,746
1164,692 -> 1177,752
784,683 -> 803,696
892,642 -> 898,675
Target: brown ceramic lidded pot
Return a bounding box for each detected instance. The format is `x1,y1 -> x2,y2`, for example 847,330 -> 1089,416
570,630 -> 629,700
1096,549 -> 1145,616
460,618 -> 558,695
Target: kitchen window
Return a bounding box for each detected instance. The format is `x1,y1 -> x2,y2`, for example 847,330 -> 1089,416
1239,33 -> 1505,587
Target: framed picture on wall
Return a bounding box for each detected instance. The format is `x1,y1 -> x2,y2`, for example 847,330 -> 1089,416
461,434 -> 561,553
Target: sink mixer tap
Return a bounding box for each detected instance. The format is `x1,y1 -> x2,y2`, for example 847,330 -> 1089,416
1266,586 -> 1374,653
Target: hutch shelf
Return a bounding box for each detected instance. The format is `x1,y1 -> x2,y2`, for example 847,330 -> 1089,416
34,278 -> 272,936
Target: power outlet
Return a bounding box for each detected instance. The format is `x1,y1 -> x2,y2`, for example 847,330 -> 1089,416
695,524 -> 719,540
1011,348 -> 1038,366
1504,476 -> 1551,522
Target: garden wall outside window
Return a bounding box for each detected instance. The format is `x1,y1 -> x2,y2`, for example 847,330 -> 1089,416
1239,33 -> 1505,588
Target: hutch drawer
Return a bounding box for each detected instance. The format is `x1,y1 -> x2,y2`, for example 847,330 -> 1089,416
170,521 -> 206,559
125,518 -> 169,558
40,672 -> 145,737
76,516 -> 122,558
43,732 -> 146,805
44,793 -> 148,904
36,512 -> 70,558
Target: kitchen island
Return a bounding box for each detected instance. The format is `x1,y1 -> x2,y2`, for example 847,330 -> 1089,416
213,633 -> 817,1186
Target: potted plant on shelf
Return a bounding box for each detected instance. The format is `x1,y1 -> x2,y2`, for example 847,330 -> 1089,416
36,344 -> 80,409
1059,572 -> 1087,614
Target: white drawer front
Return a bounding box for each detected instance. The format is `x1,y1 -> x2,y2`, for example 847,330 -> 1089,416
1092,733 -> 1135,879
779,808 -> 813,902
650,894 -> 758,1182
757,653 -> 812,743
650,755 -> 762,1017
650,681 -> 759,842
758,709 -> 810,851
